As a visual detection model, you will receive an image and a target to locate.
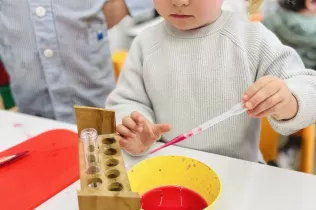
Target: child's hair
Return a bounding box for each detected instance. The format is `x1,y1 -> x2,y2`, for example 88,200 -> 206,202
279,0 -> 316,12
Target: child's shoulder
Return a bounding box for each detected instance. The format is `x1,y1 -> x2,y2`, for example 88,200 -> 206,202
130,19 -> 166,51
221,11 -> 283,52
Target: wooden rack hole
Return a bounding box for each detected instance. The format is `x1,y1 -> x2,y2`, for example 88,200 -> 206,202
105,148 -> 117,156
105,159 -> 119,167
88,144 -> 95,152
102,137 -> 116,145
108,182 -> 123,191
86,166 -> 100,175
106,169 -> 120,179
88,177 -> 102,188
87,154 -> 96,162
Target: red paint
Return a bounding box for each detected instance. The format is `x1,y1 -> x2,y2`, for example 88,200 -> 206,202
150,134 -> 187,154
141,185 -> 208,210
187,131 -> 193,137
12,123 -> 32,138
172,134 -> 187,143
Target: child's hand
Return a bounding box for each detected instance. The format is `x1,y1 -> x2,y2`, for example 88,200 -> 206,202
117,112 -> 172,155
242,75 -> 298,120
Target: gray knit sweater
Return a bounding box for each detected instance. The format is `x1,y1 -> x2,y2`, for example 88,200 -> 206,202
105,11 -> 316,162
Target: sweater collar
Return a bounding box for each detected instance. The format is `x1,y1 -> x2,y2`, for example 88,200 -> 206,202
164,10 -> 232,39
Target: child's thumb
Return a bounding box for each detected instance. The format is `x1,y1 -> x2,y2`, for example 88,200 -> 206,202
154,124 -> 172,136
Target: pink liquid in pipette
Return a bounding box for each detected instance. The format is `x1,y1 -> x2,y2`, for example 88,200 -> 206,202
150,134 -> 187,154
149,128 -> 203,155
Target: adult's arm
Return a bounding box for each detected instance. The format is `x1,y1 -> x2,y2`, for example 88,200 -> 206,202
103,0 -> 154,29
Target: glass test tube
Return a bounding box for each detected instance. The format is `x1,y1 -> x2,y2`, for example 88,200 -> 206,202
80,128 -> 100,175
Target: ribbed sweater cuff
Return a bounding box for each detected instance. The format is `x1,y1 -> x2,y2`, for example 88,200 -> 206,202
268,82 -> 314,133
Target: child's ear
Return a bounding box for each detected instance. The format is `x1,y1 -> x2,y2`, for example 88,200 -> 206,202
306,0 -> 316,12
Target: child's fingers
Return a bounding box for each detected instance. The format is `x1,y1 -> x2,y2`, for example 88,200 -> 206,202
255,102 -> 284,119
117,124 -> 136,138
248,92 -> 283,116
130,112 -> 145,132
131,111 -> 145,124
243,76 -> 275,102
122,116 -> 140,132
158,124 -> 172,133
119,137 -> 128,147
245,80 -> 281,110
153,124 -> 172,137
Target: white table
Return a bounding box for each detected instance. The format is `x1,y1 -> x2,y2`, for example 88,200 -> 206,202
1,110 -> 316,210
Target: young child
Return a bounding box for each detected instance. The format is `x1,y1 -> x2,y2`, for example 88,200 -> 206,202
262,0 -> 316,168
105,0 -> 316,163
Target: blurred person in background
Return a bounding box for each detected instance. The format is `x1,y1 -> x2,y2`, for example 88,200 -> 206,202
261,0 -> 281,18
263,0 -> 316,169
0,0 -> 154,123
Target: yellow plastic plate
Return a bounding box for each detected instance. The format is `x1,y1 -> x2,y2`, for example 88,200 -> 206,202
128,155 -> 221,210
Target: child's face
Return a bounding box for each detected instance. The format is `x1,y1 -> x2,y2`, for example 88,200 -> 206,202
154,0 -> 223,30
306,0 -> 316,14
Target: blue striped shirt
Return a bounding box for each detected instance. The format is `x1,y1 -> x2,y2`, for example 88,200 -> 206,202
0,0 -> 154,123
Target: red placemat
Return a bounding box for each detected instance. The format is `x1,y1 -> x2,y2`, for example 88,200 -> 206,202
0,129 -> 79,210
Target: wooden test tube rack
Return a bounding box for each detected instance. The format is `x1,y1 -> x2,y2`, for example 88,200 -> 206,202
74,106 -> 141,210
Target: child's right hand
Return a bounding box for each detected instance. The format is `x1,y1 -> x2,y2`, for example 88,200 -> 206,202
117,112 -> 171,155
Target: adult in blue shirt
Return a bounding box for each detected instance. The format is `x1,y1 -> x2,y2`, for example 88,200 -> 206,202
0,0 -> 154,123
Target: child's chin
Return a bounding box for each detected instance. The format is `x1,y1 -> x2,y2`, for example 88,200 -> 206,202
172,23 -> 197,31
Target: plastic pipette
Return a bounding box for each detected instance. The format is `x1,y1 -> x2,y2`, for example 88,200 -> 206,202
150,102 -> 247,154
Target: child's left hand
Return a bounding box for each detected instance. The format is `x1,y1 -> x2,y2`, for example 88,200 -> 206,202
242,75 -> 298,120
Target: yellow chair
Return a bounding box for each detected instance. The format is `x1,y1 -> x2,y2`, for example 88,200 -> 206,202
259,118 -> 279,163
260,118 -> 315,174
112,51 -> 128,82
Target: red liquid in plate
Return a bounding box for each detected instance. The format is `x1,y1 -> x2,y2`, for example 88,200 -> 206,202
141,185 -> 208,210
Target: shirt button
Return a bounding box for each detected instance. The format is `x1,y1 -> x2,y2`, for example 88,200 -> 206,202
44,49 -> 54,57
36,7 -> 46,17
